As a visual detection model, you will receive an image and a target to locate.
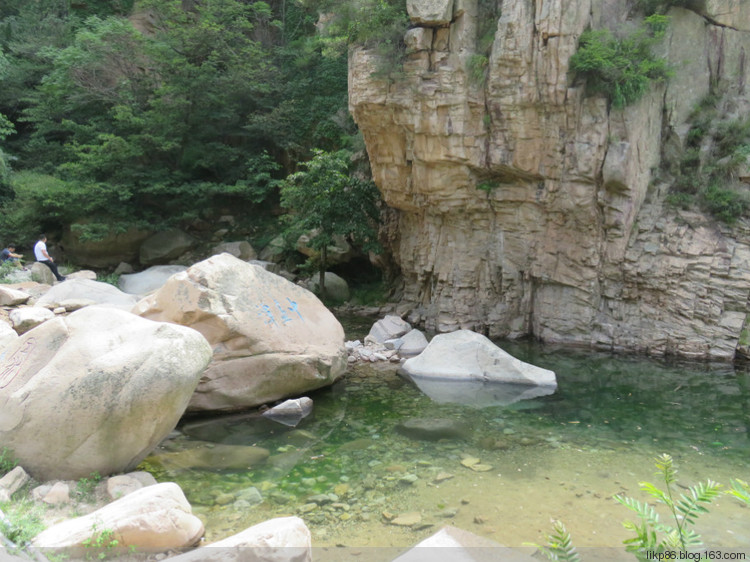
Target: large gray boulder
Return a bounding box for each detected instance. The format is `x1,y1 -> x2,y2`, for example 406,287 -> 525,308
368,315 -> 412,343
30,262 -> 55,285
0,307 -> 212,480
211,241 -> 257,261
307,272 -> 350,302
34,279 -> 138,311
133,253 -> 347,412
401,330 -> 557,388
61,222 -> 152,268
140,229 -> 197,265
118,265 -> 187,295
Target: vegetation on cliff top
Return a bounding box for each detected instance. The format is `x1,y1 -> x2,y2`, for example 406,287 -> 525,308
570,14 -> 671,109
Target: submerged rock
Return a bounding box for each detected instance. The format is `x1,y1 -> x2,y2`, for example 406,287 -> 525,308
396,418 -> 472,441
262,397 -> 313,427
148,443 -> 270,471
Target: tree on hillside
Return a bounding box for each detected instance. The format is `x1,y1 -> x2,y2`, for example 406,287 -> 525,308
280,149 -> 381,298
0,0 -> 385,246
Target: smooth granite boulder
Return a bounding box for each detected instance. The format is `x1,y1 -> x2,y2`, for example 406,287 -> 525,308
134,253 -> 347,412
0,307 -> 212,480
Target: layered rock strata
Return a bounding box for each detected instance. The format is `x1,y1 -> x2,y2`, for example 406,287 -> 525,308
349,0 -> 750,358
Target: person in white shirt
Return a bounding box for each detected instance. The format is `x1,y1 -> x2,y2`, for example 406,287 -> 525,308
34,234 -> 65,282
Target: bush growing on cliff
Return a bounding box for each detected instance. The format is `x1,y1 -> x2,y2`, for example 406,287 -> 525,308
570,15 -> 671,109
668,100 -> 750,224
318,0 -> 408,80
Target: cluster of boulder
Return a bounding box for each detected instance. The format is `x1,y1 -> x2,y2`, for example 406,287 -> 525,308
345,315 -> 429,363
1,463 -> 312,562
1,239 -> 557,559
1,461 -> 532,562
0,253 -> 347,481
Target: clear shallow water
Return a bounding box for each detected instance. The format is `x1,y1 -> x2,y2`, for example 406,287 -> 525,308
144,335 -> 750,552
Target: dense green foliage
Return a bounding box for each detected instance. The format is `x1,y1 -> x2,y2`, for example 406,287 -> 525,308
0,0 -> 383,253
316,0 -> 408,80
667,94 -> 750,223
570,15 -> 671,109
280,148 -> 381,294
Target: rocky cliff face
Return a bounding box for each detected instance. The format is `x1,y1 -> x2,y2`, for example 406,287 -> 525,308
349,0 -> 750,359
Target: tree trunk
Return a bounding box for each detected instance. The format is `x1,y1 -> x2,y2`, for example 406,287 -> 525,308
319,245 -> 327,299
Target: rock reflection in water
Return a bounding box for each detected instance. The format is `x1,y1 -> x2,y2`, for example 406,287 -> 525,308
406,374 -> 556,408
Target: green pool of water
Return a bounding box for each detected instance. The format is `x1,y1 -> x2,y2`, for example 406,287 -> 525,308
145,337 -> 750,550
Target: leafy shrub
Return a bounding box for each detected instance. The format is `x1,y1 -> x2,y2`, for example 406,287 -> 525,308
467,54 -> 489,86
570,15 -> 671,108
0,447 -> 17,473
0,498 -> 45,547
667,99 -> 750,224
701,184 -> 748,224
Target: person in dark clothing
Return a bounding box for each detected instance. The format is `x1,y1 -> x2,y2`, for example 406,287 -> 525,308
34,234 -> 65,282
1,244 -> 24,269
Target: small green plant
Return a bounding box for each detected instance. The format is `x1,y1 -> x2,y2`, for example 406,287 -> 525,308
467,54 -> 489,86
97,272 -> 120,287
82,523 -> 121,560
729,478 -> 750,505
0,261 -> 18,283
531,521 -> 581,562
615,454 -> 722,557
0,447 -> 18,473
535,455 -> 747,561
0,498 -> 46,548
75,471 -> 102,502
477,180 -> 500,193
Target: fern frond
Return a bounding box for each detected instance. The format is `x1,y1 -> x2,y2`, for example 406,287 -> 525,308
676,480 -> 722,524
660,529 -> 683,550
640,481 -> 671,506
679,528 -> 705,551
729,479 -> 750,505
654,454 -> 677,485
615,495 -> 661,526
535,521 -> 582,562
